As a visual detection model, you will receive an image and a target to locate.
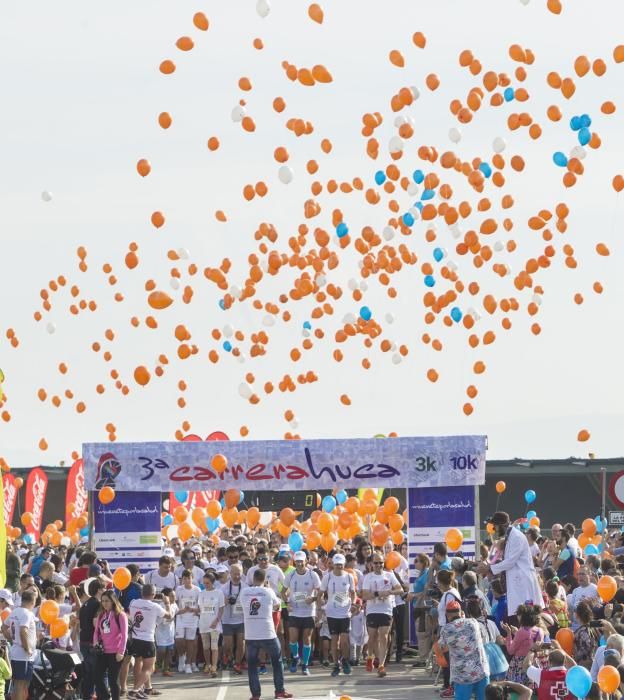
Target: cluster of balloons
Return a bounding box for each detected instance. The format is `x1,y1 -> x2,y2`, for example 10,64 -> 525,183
578,516 -> 607,555
40,599 -> 69,639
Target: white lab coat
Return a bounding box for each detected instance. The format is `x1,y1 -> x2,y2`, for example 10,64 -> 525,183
490,526 -> 543,616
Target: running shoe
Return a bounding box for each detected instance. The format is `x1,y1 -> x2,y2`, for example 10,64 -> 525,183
289,658 -> 299,673
366,657 -> 374,672
301,664 -> 310,676
440,688 -> 455,698
232,664 -> 243,675
259,665 -> 267,675
275,692 -> 294,699
342,660 -> 351,675
184,665 -> 192,674
331,664 -> 340,677
378,665 -> 387,678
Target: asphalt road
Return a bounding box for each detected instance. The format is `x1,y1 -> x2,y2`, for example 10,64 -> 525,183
148,661 -> 439,700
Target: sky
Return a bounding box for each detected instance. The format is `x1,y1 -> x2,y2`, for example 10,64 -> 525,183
1,0 -> 624,468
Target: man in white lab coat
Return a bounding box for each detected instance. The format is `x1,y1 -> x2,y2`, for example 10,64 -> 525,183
477,512 -> 543,618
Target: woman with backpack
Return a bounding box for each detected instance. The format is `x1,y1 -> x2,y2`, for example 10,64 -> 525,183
93,590 -> 128,700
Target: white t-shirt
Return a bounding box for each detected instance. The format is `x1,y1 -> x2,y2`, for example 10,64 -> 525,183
528,542 -> 540,559
362,571 -> 400,616
438,588 -> 462,628
241,585 -> 280,640
129,598 -> 166,642
246,565 -> 284,594
8,607 -> 37,661
175,585 -> 200,627
568,536 -> 582,558
321,572 -> 355,619
394,556 -> 409,607
155,602 -> 177,647
144,569 -> 178,593
219,580 -> 246,625
198,588 -> 225,633
174,565 -> 205,587
284,569 -> 321,618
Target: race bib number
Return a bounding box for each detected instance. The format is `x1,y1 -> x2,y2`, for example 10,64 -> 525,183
332,592 -> 350,608
234,602 -> 244,615
293,592 -> 307,604
202,604 -> 216,615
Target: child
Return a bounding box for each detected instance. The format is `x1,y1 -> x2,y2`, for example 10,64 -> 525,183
502,604 -> 544,684
0,643 -> 11,700
155,588 -> 177,676
316,608 -> 331,667
198,572 -> 225,678
545,580 -> 569,630
349,599 -> 368,666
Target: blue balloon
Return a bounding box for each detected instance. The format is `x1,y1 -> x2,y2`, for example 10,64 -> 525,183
163,514 -> 173,526
504,87 -> 515,102
450,307 -> 462,323
239,490 -> 245,504
336,222 -> 349,238
553,152 -> 568,167
424,275 -> 435,288
175,491 -> 189,503
23,533 -> 35,544
412,169 -> 424,184
584,543 -> 599,556
223,340 -> 232,352
595,516 -> 604,533
303,321 -> 312,330
218,299 -> 225,310
414,201 -> 424,212
336,490 -> 347,505
433,247 -> 444,262
478,162 -> 492,178
579,114 -> 592,129
569,115 -> 582,132
526,510 -> 537,521
322,495 -> 337,513
578,127 -> 591,146
206,517 -> 219,533
220,497 -> 225,508
359,306 -> 372,321
403,212 -> 415,226
421,189 -> 435,201
288,532 -> 304,552
566,665 -> 592,699
80,527 -> 89,537
374,170 -> 386,186
524,489 -> 536,504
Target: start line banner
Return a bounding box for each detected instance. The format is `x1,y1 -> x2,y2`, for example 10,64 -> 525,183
84,435 -> 486,493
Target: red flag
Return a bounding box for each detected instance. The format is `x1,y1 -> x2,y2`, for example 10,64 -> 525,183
66,459 -> 88,525
25,467 -> 48,541
3,473 -> 17,526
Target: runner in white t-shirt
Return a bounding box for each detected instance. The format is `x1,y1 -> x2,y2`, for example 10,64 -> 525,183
320,554 -> 355,678
5,590 -> 37,700
361,554 -> 403,678
219,564 -> 246,674
174,570 -> 200,673
241,568 -> 293,700
128,585 -> 172,700
198,572 -> 225,678
282,552 -> 321,676
144,557 -> 178,592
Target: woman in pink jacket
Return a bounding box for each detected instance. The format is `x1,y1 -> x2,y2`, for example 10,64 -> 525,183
93,591 -> 128,700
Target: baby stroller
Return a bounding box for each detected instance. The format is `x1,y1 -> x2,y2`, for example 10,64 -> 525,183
30,641 -> 81,700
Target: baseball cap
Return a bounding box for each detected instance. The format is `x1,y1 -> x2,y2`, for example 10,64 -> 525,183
333,554 -> 346,566
446,599 -> 461,612
489,512 -> 510,526
162,547 -> 175,557
215,564 -> 228,574
191,544 -> 202,554
294,552 -> 307,562
0,589 -> 13,605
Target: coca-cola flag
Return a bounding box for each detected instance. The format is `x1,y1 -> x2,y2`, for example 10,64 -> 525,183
66,459 -> 88,525
3,473 -> 17,526
25,467 -> 48,541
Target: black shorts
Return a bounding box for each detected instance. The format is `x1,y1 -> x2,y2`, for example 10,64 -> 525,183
130,639 -> 156,659
366,613 -> 392,629
281,608 -> 289,622
288,616 -> 315,630
11,660 -> 34,681
327,617 -> 350,636
222,623 -> 244,636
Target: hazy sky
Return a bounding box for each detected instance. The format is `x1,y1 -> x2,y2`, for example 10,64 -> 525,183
1,0 -> 624,467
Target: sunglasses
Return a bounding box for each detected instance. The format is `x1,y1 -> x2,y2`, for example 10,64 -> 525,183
228,555 -> 239,560
373,561 -> 383,565
258,557 -> 268,562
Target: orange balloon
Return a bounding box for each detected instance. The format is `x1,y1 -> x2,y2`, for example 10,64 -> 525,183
21,512 -> 33,526
306,531 -> 321,549
14,477 -> 23,489
361,489 -> 377,502
391,530 -> 404,546
338,512 -> 354,529
383,497 -> 400,515
207,500 -> 222,519
344,496 -> 360,514
147,291 -> 173,310
598,665 -> 620,694
321,532 -> 337,552
385,551 -> 401,570
191,507 -> 207,527
222,507 -> 238,528
211,454 -> 228,473
555,627 -> 574,655
597,575 -> 617,603
50,617 -> 69,639
98,486 -> 115,504
246,506 -> 260,528
136,159 -> 151,177
582,518 -> 597,536
133,366 -> 151,387
277,521 -> 292,538
173,506 -> 188,523
307,3 -> 324,23
193,12 -> 209,31
224,489 -> 240,509
388,514 -> 404,532
445,528 -> 464,551
363,499 -> 377,516
178,522 -> 193,541
40,600 -> 60,624
280,508 -> 296,526
495,481 -> 506,494
318,512 -> 333,535
376,508 -> 389,525
578,533 -> 590,550
112,567 -> 132,591
0,610 -> 9,622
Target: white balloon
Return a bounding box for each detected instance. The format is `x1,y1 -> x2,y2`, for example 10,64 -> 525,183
359,281 -> 368,292
278,165 -> 293,184
410,86 -> 421,101
302,329 -> 310,338
448,127 -> 462,144
394,116 -> 408,127
229,285 -> 242,300
315,274 -> 326,287
409,206 -> 421,221
519,0 -> 530,5
46,322 -> 56,334
178,248 -> 189,260
446,260 -> 459,272
347,278 -> 358,291
223,324 -> 234,338
467,307 -> 481,322
169,278 -> 180,290
407,183 -> 419,197
343,313 -> 357,324
570,146 -> 587,160
383,226 -> 395,241
493,241 -> 505,252
231,105 -> 246,122
388,136 -> 404,153
449,224 -> 462,239
289,418 -> 299,429
493,137 -> 507,153
237,353 -> 246,364
385,313 -> 395,324
238,383 -> 252,399
262,314 -> 275,326
41,191 -> 53,202
392,353 -> 402,365
532,294 -> 543,306
256,0 -> 271,17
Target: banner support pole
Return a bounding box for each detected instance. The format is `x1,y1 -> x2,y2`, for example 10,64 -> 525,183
474,484 -> 481,562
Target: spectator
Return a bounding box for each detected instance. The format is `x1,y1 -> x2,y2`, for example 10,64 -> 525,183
568,569 -> 599,628
502,604 -> 544,684
573,601 -> 599,669
70,551 -> 97,586
79,578 -> 105,700
93,590 -> 128,700
590,632 -> 624,681
525,647 -> 576,698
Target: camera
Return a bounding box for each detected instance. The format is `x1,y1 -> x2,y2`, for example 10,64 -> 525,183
228,596 -> 238,605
